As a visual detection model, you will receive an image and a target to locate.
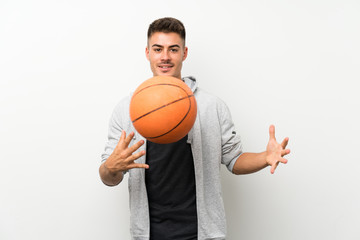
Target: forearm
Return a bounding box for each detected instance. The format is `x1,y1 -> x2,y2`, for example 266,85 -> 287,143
99,161 -> 124,186
232,152 -> 268,175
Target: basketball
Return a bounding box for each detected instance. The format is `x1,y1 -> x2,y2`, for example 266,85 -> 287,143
129,76 -> 197,144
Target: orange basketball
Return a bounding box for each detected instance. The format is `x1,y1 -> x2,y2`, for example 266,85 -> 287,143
129,76 -> 197,144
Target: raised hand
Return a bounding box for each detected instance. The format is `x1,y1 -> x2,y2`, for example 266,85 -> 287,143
104,130 -> 148,174
265,125 -> 290,174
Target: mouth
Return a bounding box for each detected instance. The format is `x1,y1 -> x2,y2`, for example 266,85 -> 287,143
158,64 -> 173,72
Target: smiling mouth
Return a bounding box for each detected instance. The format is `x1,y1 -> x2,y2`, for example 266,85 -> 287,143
159,65 -> 173,69
158,65 -> 173,72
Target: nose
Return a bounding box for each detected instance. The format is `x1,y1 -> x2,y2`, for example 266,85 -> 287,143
160,50 -> 171,61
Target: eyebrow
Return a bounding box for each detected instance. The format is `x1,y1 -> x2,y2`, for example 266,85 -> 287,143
151,44 -> 181,48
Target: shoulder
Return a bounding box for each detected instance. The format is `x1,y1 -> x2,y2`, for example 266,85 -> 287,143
195,88 -> 229,113
110,94 -> 132,125
113,95 -> 131,113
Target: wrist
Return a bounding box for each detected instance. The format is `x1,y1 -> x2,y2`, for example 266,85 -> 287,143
261,151 -> 270,167
104,161 -> 122,176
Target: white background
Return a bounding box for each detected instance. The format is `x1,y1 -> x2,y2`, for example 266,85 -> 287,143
1,0 -> 359,239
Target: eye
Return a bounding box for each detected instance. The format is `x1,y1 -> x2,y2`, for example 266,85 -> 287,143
153,48 -> 161,52
170,48 -> 179,53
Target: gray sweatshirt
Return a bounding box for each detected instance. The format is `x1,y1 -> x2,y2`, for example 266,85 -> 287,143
101,76 -> 243,240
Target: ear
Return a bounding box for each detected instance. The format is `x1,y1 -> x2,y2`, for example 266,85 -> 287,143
145,46 -> 149,60
145,46 -> 150,61
182,47 -> 188,61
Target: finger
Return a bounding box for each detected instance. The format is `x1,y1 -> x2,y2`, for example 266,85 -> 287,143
279,157 -> 288,164
270,161 -> 279,174
270,157 -> 289,174
269,125 -> 276,141
281,137 -> 289,149
128,163 -> 149,170
126,150 -> 146,163
127,140 -> 145,155
116,130 -> 127,150
281,149 -> 291,157
123,131 -> 135,148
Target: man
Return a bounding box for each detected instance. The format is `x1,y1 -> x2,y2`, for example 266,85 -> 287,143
99,17 -> 290,240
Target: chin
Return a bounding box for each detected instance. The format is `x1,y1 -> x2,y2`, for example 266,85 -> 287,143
157,72 -> 174,77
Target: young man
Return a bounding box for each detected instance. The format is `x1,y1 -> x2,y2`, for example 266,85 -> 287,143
99,17 -> 290,240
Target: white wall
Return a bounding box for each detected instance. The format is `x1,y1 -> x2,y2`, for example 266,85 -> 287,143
1,0 -> 359,239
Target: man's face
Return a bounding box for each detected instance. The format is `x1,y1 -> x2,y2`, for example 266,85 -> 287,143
146,32 -> 188,79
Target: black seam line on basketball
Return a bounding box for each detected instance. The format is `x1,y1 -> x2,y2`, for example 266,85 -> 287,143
146,95 -> 193,139
132,94 -> 194,123
133,83 -> 188,97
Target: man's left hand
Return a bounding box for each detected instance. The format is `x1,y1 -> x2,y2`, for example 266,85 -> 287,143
265,125 -> 291,174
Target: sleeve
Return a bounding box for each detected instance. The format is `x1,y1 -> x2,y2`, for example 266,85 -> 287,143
219,100 -> 243,173
101,103 -> 124,164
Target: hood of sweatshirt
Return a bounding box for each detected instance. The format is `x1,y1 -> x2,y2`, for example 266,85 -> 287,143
182,76 -> 197,93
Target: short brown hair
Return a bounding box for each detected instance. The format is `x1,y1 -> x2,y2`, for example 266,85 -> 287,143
147,17 -> 186,44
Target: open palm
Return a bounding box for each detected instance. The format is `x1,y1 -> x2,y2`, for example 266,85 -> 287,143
266,125 -> 290,174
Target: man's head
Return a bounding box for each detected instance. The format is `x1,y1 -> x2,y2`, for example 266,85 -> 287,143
146,17 -> 188,79
147,17 -> 186,46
